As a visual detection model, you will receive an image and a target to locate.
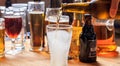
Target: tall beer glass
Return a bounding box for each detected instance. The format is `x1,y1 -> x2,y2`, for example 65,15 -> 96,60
46,24 -> 72,66
28,1 -> 45,51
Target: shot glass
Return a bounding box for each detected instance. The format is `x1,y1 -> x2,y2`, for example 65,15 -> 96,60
46,24 -> 72,66
0,18 -> 5,58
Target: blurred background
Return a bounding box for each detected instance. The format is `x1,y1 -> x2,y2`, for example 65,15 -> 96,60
0,0 -> 50,7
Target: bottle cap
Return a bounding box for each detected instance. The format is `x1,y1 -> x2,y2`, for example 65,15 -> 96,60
84,14 -> 92,19
84,14 -> 92,25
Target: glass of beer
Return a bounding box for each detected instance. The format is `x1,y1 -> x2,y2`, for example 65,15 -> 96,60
4,7 -> 23,55
92,19 -> 118,57
0,18 -> 5,58
28,1 -> 45,51
46,24 -> 72,66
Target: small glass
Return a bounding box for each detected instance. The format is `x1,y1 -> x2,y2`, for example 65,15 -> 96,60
92,19 -> 118,57
4,7 -> 23,55
46,24 -> 72,66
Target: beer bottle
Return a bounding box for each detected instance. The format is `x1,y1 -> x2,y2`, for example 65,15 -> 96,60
79,14 -> 96,63
5,0 -> 12,8
62,0 -> 120,19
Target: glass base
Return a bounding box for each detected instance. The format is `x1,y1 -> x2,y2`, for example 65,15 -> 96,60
29,47 -> 43,52
5,49 -> 22,55
15,44 -> 25,51
97,51 -> 118,57
0,53 -> 4,58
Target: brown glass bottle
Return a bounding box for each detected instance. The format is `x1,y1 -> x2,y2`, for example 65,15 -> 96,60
62,0 -> 120,19
79,14 -> 96,63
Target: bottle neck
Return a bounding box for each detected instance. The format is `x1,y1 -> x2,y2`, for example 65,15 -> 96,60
62,2 -> 90,13
82,23 -> 94,34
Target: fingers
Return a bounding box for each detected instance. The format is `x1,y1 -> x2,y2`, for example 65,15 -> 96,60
110,0 -> 120,18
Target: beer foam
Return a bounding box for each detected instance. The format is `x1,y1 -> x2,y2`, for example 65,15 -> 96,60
29,11 -> 44,14
48,16 -> 69,23
4,16 -> 21,18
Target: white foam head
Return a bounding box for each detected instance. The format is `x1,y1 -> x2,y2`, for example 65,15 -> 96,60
48,15 -> 69,23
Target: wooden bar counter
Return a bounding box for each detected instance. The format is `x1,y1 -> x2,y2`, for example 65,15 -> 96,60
0,39 -> 120,66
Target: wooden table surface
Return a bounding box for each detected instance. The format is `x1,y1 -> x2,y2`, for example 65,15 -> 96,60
0,39 -> 120,66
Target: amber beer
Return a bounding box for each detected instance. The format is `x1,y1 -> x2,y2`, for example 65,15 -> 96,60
93,19 -> 118,57
0,23 -> 5,57
29,11 -> 44,51
62,0 -> 120,19
4,16 -> 22,38
69,13 -> 82,59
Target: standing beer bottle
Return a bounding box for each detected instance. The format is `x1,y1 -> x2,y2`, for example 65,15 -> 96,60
62,0 -> 120,19
79,14 -> 96,63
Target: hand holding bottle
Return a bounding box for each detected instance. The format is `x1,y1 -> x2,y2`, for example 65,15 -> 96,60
110,0 -> 120,18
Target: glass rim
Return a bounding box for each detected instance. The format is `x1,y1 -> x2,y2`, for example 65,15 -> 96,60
46,24 -> 72,29
47,15 -> 69,23
28,1 -> 45,4
46,8 -> 60,10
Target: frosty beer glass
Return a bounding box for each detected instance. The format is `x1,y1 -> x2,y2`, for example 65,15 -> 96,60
46,24 -> 72,66
28,1 -> 45,51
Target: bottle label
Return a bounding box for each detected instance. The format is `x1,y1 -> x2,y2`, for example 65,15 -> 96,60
88,40 -> 96,58
80,39 -> 96,58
